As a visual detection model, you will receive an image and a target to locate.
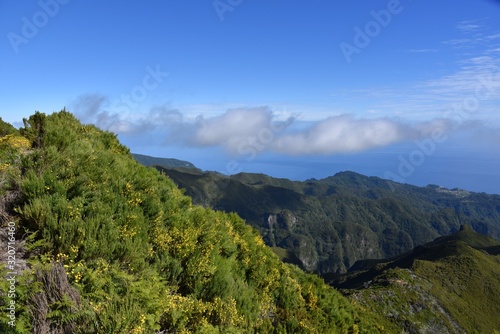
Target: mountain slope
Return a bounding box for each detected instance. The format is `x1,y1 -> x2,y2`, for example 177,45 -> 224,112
329,226 -> 500,333
131,153 -> 197,169
153,167 -> 500,275
0,111 -> 389,333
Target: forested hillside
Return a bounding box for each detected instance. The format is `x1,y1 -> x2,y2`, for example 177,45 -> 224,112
0,111 -> 389,333
155,166 -> 500,274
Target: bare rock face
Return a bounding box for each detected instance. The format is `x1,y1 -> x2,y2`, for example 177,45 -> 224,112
267,210 -> 297,230
31,262 -> 83,334
277,210 -> 297,230
267,214 -> 277,229
296,237 -> 319,271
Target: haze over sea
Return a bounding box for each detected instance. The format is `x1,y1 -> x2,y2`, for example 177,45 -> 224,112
130,140 -> 500,195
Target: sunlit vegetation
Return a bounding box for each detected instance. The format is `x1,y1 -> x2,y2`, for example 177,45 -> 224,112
0,111 -> 391,333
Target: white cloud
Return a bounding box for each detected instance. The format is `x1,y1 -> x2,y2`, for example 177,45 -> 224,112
444,19 -> 500,48
193,107 -> 275,149
269,115 -> 455,155
270,115 -> 405,155
422,54 -> 500,100
442,38 -> 472,46
72,93 -> 107,121
405,49 -> 439,53
456,20 -> 484,33
365,28 -> 500,120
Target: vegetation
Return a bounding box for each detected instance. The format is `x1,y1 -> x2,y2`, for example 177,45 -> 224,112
0,117 -> 18,137
0,110 -> 391,333
155,166 -> 500,275
329,226 -> 500,333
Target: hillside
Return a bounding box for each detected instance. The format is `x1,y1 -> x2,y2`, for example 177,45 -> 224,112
131,153 -> 197,169
155,166 -> 500,275
328,226 -> 500,333
0,111 -> 390,333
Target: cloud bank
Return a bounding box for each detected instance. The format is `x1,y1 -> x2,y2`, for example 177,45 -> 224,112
72,94 -> 461,157
193,107 -> 280,150
269,117 -> 454,155
271,116 -> 406,155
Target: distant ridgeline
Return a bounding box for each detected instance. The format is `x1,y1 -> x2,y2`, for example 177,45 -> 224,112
0,111 -> 391,333
132,153 -> 197,169
152,164 -> 500,275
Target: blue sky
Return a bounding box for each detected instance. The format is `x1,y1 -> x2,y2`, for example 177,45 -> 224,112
1,0 -> 500,193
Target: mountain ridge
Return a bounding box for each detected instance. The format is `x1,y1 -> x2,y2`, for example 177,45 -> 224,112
153,165 -> 500,275
131,153 -> 197,169
132,153 -> 484,195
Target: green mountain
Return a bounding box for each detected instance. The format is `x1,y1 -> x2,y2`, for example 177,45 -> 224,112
328,226 -> 500,333
154,166 -> 500,275
131,153 -> 197,169
0,111 -> 389,333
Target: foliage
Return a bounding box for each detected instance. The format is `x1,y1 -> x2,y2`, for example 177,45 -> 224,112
0,117 -> 19,137
0,111 -> 389,333
20,111 -> 46,149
